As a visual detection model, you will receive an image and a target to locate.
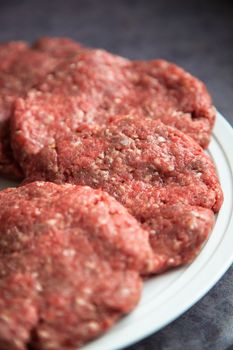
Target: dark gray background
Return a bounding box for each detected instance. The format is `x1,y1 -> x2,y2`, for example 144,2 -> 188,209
0,1 -> 232,349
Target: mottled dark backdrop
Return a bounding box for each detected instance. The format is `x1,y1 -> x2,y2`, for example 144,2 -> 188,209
0,1 -> 232,349
0,0 -> 233,122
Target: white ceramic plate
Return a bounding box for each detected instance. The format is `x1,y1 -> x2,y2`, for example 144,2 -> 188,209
83,112 -> 233,350
1,112 -> 232,350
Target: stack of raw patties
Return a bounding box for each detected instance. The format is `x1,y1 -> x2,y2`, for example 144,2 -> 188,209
0,37 -> 223,350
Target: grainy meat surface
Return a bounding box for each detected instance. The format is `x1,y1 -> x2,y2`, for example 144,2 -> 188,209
33,36 -> 84,59
0,42 -> 29,178
25,117 -> 223,273
0,41 -> 28,72
11,49 -> 215,172
0,181 -> 149,349
0,46 -> 57,179
0,39 -> 83,179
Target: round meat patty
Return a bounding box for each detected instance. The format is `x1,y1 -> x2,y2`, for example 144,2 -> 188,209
0,181 -> 150,349
25,117 -> 223,273
0,41 -> 29,178
11,49 -> 215,172
0,39 -> 83,179
0,51 -> 57,179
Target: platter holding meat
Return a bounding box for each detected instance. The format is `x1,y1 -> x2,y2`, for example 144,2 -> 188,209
0,36 -> 232,350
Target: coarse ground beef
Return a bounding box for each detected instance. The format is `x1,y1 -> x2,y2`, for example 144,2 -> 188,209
0,41 -> 28,72
0,52 -> 57,179
32,36 -> 84,59
24,117 -> 223,273
0,38 -> 83,179
0,181 -> 149,349
11,49 -> 215,173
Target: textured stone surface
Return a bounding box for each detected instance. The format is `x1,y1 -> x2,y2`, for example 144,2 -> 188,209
0,0 -> 232,349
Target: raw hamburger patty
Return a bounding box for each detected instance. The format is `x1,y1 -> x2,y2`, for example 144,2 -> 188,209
25,117 -> 223,273
0,181 -> 149,349
0,41 -> 29,178
0,46 -> 57,179
0,39 -> 83,179
11,49 -> 215,172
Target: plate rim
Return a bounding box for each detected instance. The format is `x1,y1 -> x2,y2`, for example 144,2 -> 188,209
83,111 -> 233,350
0,112 -> 232,350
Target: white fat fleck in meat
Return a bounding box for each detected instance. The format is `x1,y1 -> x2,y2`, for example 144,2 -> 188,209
167,164 -> 175,171
75,298 -> 87,306
87,321 -> 100,332
35,182 -> 46,187
190,210 -> 210,220
35,281 -> 43,292
99,170 -> 109,180
119,287 -> 132,298
147,134 -> 167,145
85,261 -> 96,270
119,135 -> 131,146
0,314 -> 11,323
46,219 -> 57,226
34,208 -> 41,215
74,108 -> 84,119
149,229 -> 158,235
195,172 -> 202,178
157,136 -> 166,143
97,152 -> 105,159
189,218 -> 199,230
38,330 -> 51,339
167,257 -> 175,265
31,272 -> 39,279
152,155 -> 175,172
63,249 -> 76,257
62,183 -> 74,188
83,287 -> 92,296
76,61 -> 84,68
71,139 -> 82,147
25,110 -> 32,119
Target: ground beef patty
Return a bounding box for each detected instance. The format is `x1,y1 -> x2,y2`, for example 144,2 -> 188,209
0,49 -> 61,178
25,117 -> 223,273
0,39 -> 83,180
0,181 -> 149,349
11,49 -> 215,172
0,41 -> 29,178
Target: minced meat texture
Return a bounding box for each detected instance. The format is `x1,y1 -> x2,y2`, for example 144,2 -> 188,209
0,181 -> 148,349
0,41 -> 28,72
24,117 -> 223,273
0,40 -> 83,179
11,49 -> 215,172
33,36 -> 84,59
0,51 -> 58,179
0,41 -> 28,178
0,273 -> 38,350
